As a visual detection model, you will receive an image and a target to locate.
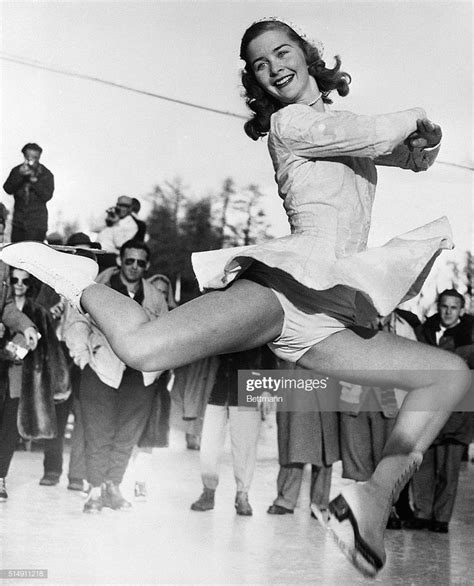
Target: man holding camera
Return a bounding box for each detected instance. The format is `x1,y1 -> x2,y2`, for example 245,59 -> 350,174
3,143 -> 54,243
97,195 -> 142,255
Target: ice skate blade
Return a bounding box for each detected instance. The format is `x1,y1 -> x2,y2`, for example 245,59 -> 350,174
325,511 -> 378,578
322,494 -> 383,579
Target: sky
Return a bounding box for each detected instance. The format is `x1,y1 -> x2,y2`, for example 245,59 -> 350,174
0,0 -> 472,255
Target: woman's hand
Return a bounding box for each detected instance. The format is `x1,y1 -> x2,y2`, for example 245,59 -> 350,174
23,327 -> 39,350
407,118 -> 442,150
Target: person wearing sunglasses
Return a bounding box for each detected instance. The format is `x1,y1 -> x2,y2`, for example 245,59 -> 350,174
0,217 -> 38,352
0,216 -> 42,502
0,268 -> 70,503
62,239 -> 168,513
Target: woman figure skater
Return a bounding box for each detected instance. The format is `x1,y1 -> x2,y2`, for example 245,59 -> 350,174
2,18 -> 470,577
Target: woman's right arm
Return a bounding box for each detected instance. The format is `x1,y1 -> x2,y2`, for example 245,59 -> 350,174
1,300 -> 36,336
272,104 -> 426,160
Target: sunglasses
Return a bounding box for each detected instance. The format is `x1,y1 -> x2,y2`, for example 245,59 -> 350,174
11,277 -> 31,286
123,258 -> 147,268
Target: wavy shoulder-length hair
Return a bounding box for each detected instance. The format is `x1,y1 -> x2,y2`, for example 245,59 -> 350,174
240,21 -> 351,141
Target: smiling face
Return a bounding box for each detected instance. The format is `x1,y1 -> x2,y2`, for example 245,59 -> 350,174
11,269 -> 30,298
246,29 -> 316,105
120,247 -> 149,284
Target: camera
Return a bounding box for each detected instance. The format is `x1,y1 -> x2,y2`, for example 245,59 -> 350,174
106,206 -> 119,217
105,206 -> 120,226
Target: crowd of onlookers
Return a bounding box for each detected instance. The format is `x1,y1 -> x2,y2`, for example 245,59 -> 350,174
0,142 -> 473,532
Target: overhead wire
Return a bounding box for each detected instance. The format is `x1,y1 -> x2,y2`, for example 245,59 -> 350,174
434,160 -> 473,171
0,52 -> 248,121
1,51 -> 473,171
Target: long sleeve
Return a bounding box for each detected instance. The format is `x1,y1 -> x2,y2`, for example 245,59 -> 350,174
111,216 -> 139,250
1,299 -> 35,333
3,166 -> 28,195
97,216 -> 139,253
375,142 -> 440,172
271,104 -> 426,160
30,167 -> 54,202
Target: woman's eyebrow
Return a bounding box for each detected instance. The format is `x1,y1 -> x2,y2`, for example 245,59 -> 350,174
252,44 -> 291,67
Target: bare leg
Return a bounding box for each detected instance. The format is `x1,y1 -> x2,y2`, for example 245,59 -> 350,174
297,328 -> 470,453
80,279 -> 284,371
299,328 -> 470,576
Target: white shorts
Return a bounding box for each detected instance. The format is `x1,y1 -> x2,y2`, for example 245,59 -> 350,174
267,288 -> 350,362
243,262 -> 374,363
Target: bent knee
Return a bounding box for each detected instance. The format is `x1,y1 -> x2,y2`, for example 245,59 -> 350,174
436,352 -> 471,391
109,333 -> 167,372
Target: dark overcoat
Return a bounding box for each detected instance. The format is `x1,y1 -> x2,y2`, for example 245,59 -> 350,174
15,299 -> 71,439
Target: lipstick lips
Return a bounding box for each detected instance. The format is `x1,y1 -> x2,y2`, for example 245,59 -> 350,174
274,74 -> 294,88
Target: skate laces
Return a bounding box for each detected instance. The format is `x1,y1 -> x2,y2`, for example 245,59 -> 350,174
385,453 -> 422,521
31,254 -> 90,308
37,258 -> 82,301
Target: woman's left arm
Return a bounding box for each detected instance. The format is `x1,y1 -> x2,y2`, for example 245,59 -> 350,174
375,118 -> 442,172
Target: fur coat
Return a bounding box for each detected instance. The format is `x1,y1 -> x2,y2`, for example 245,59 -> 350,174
13,298 -> 71,440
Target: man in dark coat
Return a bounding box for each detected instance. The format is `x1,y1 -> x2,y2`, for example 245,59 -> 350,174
267,360 -> 340,518
3,143 -> 54,242
406,289 -> 473,533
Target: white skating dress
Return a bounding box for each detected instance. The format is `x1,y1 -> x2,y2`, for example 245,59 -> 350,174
192,104 -> 452,361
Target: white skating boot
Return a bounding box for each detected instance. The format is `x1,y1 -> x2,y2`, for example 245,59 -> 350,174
1,242 -> 98,310
318,452 -> 422,577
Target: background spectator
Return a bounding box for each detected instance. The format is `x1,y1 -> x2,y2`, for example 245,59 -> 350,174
191,347 -> 275,516
130,370 -> 171,501
267,361 -> 339,520
64,239 -> 168,513
0,267 -> 70,501
0,216 -> 38,352
97,195 -> 141,254
171,357 -> 218,451
63,232 -> 101,493
3,143 -> 54,243
147,274 -> 177,309
406,290 -> 473,533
